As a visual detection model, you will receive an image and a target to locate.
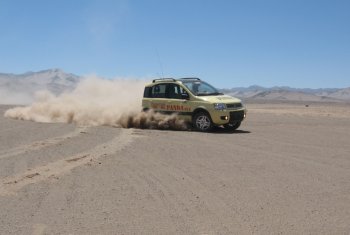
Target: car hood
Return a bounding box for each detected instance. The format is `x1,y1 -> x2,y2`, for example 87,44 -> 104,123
197,95 -> 242,104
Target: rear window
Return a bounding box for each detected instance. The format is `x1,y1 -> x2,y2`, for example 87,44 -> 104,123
143,87 -> 151,98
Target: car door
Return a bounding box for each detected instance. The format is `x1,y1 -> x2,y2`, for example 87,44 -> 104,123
165,84 -> 192,120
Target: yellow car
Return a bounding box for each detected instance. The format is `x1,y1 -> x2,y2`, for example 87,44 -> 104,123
142,78 -> 246,131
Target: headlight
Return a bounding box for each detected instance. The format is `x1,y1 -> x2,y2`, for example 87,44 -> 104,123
214,103 -> 226,110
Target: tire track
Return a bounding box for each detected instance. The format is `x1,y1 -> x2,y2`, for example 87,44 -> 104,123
0,128 -> 138,196
0,126 -> 89,160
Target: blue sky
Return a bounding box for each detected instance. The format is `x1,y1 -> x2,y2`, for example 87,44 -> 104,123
0,0 -> 349,88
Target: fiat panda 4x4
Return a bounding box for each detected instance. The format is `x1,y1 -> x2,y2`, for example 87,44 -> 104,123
142,78 -> 246,131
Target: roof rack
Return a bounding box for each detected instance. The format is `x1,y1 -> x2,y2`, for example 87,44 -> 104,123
178,77 -> 201,81
152,78 -> 176,83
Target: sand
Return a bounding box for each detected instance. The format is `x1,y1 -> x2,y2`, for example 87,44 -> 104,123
0,102 -> 349,234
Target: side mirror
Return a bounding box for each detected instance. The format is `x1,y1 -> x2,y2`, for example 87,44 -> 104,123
181,93 -> 190,100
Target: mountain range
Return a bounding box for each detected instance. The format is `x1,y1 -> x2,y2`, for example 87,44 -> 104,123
0,69 -> 349,104
221,85 -> 350,102
0,69 -> 80,104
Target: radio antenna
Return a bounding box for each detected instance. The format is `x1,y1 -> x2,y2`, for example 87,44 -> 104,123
155,49 -> 164,78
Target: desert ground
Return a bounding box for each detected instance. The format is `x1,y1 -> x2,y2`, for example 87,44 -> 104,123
0,102 -> 349,234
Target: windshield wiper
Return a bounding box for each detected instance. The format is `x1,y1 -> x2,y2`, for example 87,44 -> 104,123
212,92 -> 224,95
196,92 -> 209,96
196,92 -> 224,96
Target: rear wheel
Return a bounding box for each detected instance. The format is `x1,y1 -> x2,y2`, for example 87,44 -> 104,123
224,121 -> 241,131
193,112 -> 212,132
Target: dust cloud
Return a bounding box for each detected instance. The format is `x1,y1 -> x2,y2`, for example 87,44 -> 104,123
4,76 -> 187,130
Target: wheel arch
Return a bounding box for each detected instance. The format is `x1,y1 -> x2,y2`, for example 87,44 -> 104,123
192,107 -> 212,120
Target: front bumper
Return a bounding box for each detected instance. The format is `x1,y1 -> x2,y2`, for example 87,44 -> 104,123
229,110 -> 246,123
211,108 -> 246,125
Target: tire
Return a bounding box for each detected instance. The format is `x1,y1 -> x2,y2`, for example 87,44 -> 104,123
193,112 -> 213,132
224,121 -> 241,131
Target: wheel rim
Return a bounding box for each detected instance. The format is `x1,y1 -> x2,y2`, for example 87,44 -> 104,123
196,115 -> 211,130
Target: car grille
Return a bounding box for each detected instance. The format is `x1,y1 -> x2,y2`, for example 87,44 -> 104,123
226,103 -> 243,109
230,110 -> 245,122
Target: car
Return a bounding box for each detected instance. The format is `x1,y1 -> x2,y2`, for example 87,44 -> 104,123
142,77 -> 247,131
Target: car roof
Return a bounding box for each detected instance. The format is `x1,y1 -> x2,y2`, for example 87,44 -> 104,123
151,77 -> 201,83
144,77 -> 202,87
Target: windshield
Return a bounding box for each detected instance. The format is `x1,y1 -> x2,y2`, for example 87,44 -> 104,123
182,81 -> 222,96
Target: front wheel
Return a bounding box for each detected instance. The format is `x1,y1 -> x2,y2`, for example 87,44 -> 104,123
224,121 -> 241,131
193,112 -> 213,132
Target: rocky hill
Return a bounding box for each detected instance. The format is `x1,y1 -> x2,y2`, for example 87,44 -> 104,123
0,69 -> 80,104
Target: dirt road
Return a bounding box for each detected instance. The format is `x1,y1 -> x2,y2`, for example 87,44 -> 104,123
0,103 -> 349,234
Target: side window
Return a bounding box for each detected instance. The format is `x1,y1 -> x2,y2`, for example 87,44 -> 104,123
167,84 -> 183,99
151,84 -> 167,98
179,86 -> 188,96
